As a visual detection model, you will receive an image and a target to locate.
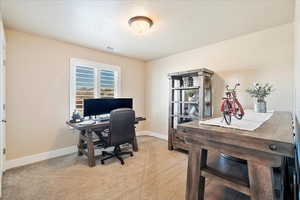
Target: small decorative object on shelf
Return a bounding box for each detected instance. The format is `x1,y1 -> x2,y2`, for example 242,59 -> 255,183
70,109 -> 82,123
220,83 -> 244,125
168,68 -> 214,151
182,77 -> 189,87
246,83 -> 274,113
185,90 -> 196,102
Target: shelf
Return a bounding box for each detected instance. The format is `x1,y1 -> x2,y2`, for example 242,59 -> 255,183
171,101 -> 199,104
202,167 -> 250,195
172,86 -> 200,90
203,154 -> 250,196
171,114 -> 199,119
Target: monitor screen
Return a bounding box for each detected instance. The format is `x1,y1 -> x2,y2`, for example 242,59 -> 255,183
83,98 -> 133,117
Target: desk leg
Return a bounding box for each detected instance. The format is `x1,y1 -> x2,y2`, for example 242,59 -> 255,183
77,130 -> 85,156
186,147 -> 207,200
86,130 -> 96,167
248,161 -> 275,200
132,135 -> 138,152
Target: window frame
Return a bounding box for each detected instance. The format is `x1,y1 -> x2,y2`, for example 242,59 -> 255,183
69,58 -> 121,117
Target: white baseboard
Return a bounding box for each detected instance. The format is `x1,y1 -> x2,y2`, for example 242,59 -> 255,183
5,145 -> 77,170
136,131 -> 168,140
5,130 -> 167,170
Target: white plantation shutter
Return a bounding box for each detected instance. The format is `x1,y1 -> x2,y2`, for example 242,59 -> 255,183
75,66 -> 95,114
99,69 -> 115,97
70,59 -> 120,116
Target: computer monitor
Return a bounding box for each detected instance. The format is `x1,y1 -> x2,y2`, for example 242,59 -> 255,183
83,98 -> 133,117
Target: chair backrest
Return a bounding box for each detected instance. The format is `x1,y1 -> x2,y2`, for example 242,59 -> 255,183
109,108 -> 136,146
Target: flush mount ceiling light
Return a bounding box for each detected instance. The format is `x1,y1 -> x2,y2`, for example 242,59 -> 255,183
128,16 -> 153,35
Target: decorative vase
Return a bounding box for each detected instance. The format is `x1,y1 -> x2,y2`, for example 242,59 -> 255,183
254,101 -> 267,113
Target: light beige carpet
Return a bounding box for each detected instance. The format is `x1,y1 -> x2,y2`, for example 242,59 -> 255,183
2,136 -> 249,200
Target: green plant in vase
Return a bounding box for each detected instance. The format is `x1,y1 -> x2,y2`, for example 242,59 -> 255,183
246,83 -> 274,113
185,89 -> 199,102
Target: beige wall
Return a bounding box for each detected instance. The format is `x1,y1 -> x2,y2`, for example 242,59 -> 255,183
145,23 -> 294,136
5,29 -> 146,160
5,22 -> 295,160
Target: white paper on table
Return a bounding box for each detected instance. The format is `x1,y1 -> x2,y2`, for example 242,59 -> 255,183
200,110 -> 274,131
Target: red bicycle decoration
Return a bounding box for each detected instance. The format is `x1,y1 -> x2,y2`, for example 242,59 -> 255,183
220,83 -> 244,125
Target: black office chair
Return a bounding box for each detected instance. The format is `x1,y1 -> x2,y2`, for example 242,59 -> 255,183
100,108 -> 136,165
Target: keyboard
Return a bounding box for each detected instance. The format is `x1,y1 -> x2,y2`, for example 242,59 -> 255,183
98,118 -> 110,122
78,120 -> 96,125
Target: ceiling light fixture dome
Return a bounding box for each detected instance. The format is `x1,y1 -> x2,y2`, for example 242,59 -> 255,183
128,16 -> 153,35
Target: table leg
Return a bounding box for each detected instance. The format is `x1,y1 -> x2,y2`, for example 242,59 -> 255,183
248,161 -> 275,200
132,135 -> 138,152
86,130 -> 96,167
77,130 -> 85,156
186,147 -> 207,200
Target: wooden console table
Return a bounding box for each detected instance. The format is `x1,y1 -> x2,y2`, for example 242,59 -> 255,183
66,117 -> 145,167
178,111 -> 294,200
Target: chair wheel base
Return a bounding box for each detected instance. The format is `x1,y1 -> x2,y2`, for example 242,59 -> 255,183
100,146 -> 133,165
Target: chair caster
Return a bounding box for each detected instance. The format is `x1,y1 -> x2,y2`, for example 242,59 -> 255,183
121,160 -> 125,165
130,152 -> 133,157
101,160 -> 104,165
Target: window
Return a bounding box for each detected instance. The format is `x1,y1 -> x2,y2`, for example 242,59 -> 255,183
70,58 -> 121,116
99,69 -> 115,97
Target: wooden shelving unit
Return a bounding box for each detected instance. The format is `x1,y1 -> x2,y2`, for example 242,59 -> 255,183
168,68 -> 214,151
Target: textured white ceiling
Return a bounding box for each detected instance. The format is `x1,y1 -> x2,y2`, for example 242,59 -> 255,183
0,0 -> 295,61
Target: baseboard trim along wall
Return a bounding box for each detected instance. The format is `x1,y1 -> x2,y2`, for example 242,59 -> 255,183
136,130 -> 168,140
5,145 -> 78,170
5,131 -> 167,170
